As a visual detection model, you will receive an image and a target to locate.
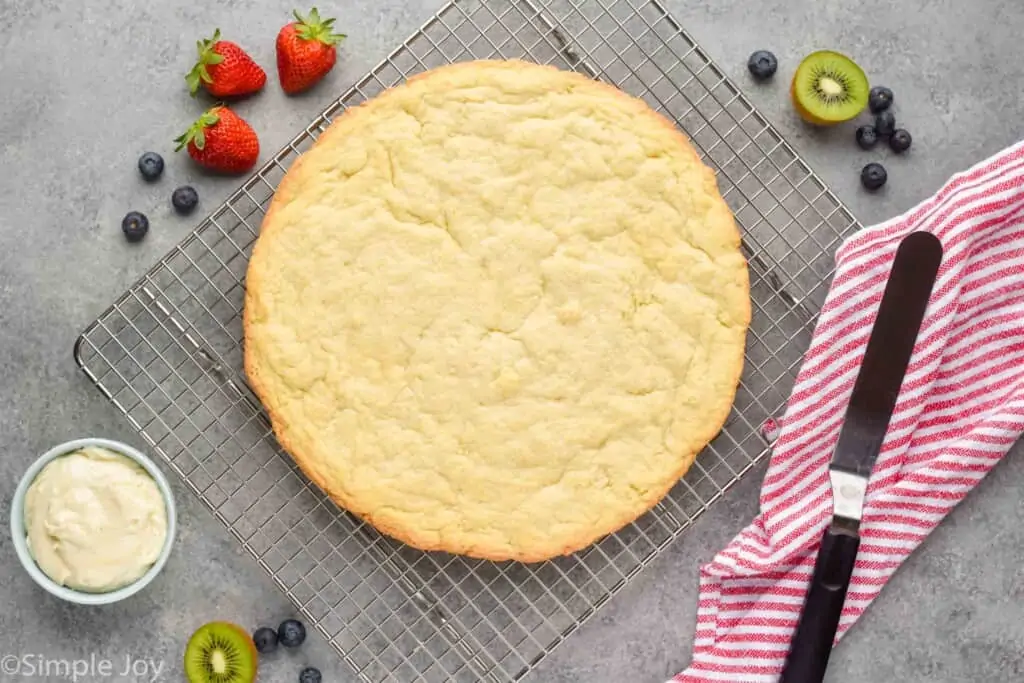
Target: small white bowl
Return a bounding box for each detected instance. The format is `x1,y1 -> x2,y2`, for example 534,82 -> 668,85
10,437 -> 177,605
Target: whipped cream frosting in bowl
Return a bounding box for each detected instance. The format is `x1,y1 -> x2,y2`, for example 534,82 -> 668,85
11,437 -> 177,605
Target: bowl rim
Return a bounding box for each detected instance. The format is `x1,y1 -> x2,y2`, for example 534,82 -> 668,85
10,437 -> 177,606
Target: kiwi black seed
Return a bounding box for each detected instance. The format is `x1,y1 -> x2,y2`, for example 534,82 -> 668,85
184,622 -> 258,683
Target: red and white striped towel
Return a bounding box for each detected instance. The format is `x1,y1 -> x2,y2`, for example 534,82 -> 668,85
671,140 -> 1024,682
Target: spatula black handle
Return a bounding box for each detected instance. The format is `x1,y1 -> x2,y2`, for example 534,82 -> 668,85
779,525 -> 860,683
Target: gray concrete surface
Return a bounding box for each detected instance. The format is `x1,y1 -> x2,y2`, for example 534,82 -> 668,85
1,0 -> 1022,682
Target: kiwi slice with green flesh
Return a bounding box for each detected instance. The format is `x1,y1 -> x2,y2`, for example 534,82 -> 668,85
184,622 -> 258,683
791,51 -> 869,125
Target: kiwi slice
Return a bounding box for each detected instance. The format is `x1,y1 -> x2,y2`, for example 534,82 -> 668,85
184,622 -> 258,683
791,51 -> 869,125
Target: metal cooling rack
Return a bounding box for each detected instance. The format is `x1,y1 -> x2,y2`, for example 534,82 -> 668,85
74,0 -> 861,680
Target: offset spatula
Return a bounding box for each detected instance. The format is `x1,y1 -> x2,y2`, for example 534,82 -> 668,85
779,230 -> 943,683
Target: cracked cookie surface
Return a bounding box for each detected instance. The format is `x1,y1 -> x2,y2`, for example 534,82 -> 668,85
243,59 -> 750,562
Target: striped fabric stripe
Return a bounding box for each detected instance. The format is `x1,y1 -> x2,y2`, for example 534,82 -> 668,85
671,140 -> 1024,682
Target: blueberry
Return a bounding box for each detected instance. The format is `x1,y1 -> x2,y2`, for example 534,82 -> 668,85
138,152 -> 164,181
889,129 -> 912,154
171,185 -> 199,215
298,667 -> 322,683
868,86 -> 894,113
252,627 -> 278,654
861,163 -> 887,191
278,619 -> 306,648
747,50 -> 778,80
855,125 -> 878,150
874,110 -> 896,138
121,211 -> 149,242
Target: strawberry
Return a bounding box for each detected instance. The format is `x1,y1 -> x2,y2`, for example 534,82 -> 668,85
186,29 -> 267,98
276,7 -> 346,94
174,105 -> 260,174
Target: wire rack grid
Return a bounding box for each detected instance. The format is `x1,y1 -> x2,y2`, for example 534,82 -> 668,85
74,0 -> 861,681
